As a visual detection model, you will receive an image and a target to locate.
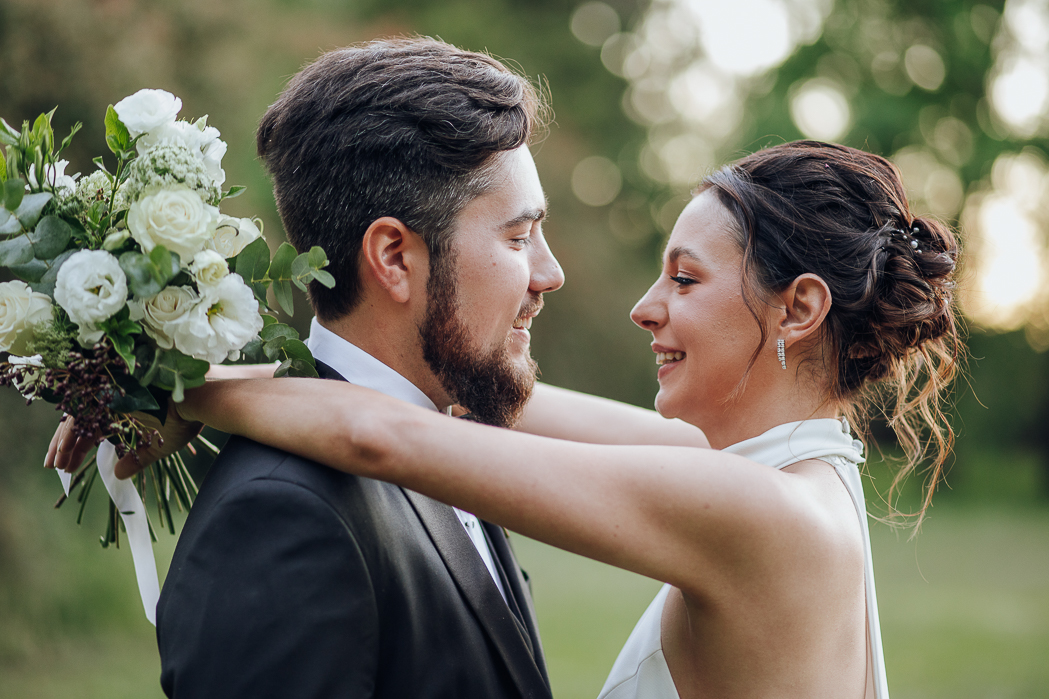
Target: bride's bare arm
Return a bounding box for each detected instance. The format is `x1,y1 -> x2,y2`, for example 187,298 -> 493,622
179,378 -> 835,595
519,383 -> 709,448
206,366 -> 710,448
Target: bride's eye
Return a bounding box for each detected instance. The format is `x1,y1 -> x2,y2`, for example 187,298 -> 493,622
670,275 -> 696,286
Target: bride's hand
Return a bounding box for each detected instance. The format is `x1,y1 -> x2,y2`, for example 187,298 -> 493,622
44,399 -> 204,480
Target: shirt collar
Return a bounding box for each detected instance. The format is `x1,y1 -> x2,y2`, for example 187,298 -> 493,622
304,316 -> 440,413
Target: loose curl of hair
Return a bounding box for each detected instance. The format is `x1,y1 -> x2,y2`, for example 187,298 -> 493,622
702,141 -> 961,525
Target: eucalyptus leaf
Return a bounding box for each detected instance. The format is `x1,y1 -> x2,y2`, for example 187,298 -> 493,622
0,235 -> 33,266
280,338 -> 315,367
3,179 -> 24,212
119,250 -> 165,298
29,248 -> 75,295
15,192 -> 53,229
275,358 -> 319,378
8,258 -> 47,283
268,242 -> 296,281
312,269 -> 336,288
234,236 -> 271,303
291,253 -> 311,291
272,280 -> 294,316
27,215 -> 72,258
151,350 -> 209,402
148,245 -> 180,286
0,208 -> 19,235
260,322 -> 299,361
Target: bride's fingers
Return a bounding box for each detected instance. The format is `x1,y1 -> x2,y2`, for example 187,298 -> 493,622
62,434 -> 95,473
49,419 -> 78,472
44,417 -> 66,469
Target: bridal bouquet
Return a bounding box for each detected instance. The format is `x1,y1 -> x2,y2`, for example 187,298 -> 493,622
0,90 -> 333,550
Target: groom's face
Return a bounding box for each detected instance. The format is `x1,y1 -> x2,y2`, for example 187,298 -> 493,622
420,146 -> 563,427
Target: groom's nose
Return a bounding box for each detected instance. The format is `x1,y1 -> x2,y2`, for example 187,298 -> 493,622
529,232 -> 564,294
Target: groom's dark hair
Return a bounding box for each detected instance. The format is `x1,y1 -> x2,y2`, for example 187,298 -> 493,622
256,37 -> 546,321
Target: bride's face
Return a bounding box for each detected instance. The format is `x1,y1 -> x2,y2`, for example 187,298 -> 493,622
630,190 -> 769,429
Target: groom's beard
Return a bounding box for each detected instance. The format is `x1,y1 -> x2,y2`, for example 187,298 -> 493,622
420,258 -> 537,429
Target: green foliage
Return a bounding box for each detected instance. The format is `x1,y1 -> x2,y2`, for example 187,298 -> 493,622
99,307 -> 142,374
25,320 -> 76,370
103,105 -> 131,157
118,246 -> 181,299
233,238 -> 332,317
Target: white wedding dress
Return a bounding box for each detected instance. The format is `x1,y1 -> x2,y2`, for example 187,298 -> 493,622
596,419 -> 889,699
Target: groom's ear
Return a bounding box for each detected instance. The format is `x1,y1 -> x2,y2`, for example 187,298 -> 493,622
360,217 -> 428,304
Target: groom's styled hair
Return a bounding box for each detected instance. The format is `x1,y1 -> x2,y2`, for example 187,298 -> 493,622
257,37 -> 546,321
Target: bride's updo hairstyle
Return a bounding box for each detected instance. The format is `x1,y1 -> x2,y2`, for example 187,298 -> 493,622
702,140 -> 960,522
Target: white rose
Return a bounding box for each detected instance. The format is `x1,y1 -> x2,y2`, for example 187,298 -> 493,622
171,274 -> 263,363
189,250 -> 229,287
209,215 -> 262,258
114,89 -> 182,138
128,186 -> 218,260
129,285 -> 198,350
0,281 -> 53,355
54,250 -> 127,346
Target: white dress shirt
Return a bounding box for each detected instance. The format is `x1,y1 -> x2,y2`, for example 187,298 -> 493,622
305,317 -> 507,602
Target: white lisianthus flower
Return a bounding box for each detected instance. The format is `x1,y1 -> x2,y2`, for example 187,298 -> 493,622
190,250 -> 229,287
210,215 -> 262,258
171,274 -> 263,363
129,285 -> 199,350
8,354 -> 45,400
128,186 -> 218,259
0,281 -> 53,355
114,89 -> 182,137
136,120 -> 227,187
27,160 -> 79,194
54,250 -> 127,346
198,126 -> 227,187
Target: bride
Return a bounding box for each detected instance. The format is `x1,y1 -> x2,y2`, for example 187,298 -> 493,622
53,140 -> 960,698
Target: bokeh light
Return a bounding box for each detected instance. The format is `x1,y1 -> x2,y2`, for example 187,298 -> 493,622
571,156 -> 623,207
790,79 -> 852,141
988,0 -> 1049,137
961,150 -> 1049,345
593,0 -> 833,185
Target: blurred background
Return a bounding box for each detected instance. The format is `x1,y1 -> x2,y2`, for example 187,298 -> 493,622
2,0 -> 1048,696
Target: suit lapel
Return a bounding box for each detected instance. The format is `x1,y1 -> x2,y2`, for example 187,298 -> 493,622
483,521 -> 549,683
402,488 -> 552,699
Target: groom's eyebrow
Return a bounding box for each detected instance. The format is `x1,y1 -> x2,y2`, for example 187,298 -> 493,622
501,205 -> 548,230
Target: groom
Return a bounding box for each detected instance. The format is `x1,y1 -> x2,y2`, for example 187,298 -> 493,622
157,38 -> 563,698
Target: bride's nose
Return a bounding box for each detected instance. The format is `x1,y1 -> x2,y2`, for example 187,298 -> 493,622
630,282 -> 666,331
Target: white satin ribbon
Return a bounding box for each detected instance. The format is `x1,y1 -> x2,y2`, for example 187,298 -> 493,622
57,441 -> 160,625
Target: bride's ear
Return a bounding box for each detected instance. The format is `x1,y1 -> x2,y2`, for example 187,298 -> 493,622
360,217 -> 428,304
776,273 -> 832,347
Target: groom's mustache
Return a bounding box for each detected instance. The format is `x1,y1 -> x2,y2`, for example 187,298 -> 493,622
517,295 -> 544,322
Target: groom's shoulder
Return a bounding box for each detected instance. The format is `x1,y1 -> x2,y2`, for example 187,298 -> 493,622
190,435 -> 396,523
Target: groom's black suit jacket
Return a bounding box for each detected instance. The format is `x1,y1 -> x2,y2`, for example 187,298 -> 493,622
157,361 -> 551,699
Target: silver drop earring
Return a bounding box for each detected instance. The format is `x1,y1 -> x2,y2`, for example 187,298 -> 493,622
776,338 -> 786,370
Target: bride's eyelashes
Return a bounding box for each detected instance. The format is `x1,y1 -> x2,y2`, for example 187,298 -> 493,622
670,275 -> 697,286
